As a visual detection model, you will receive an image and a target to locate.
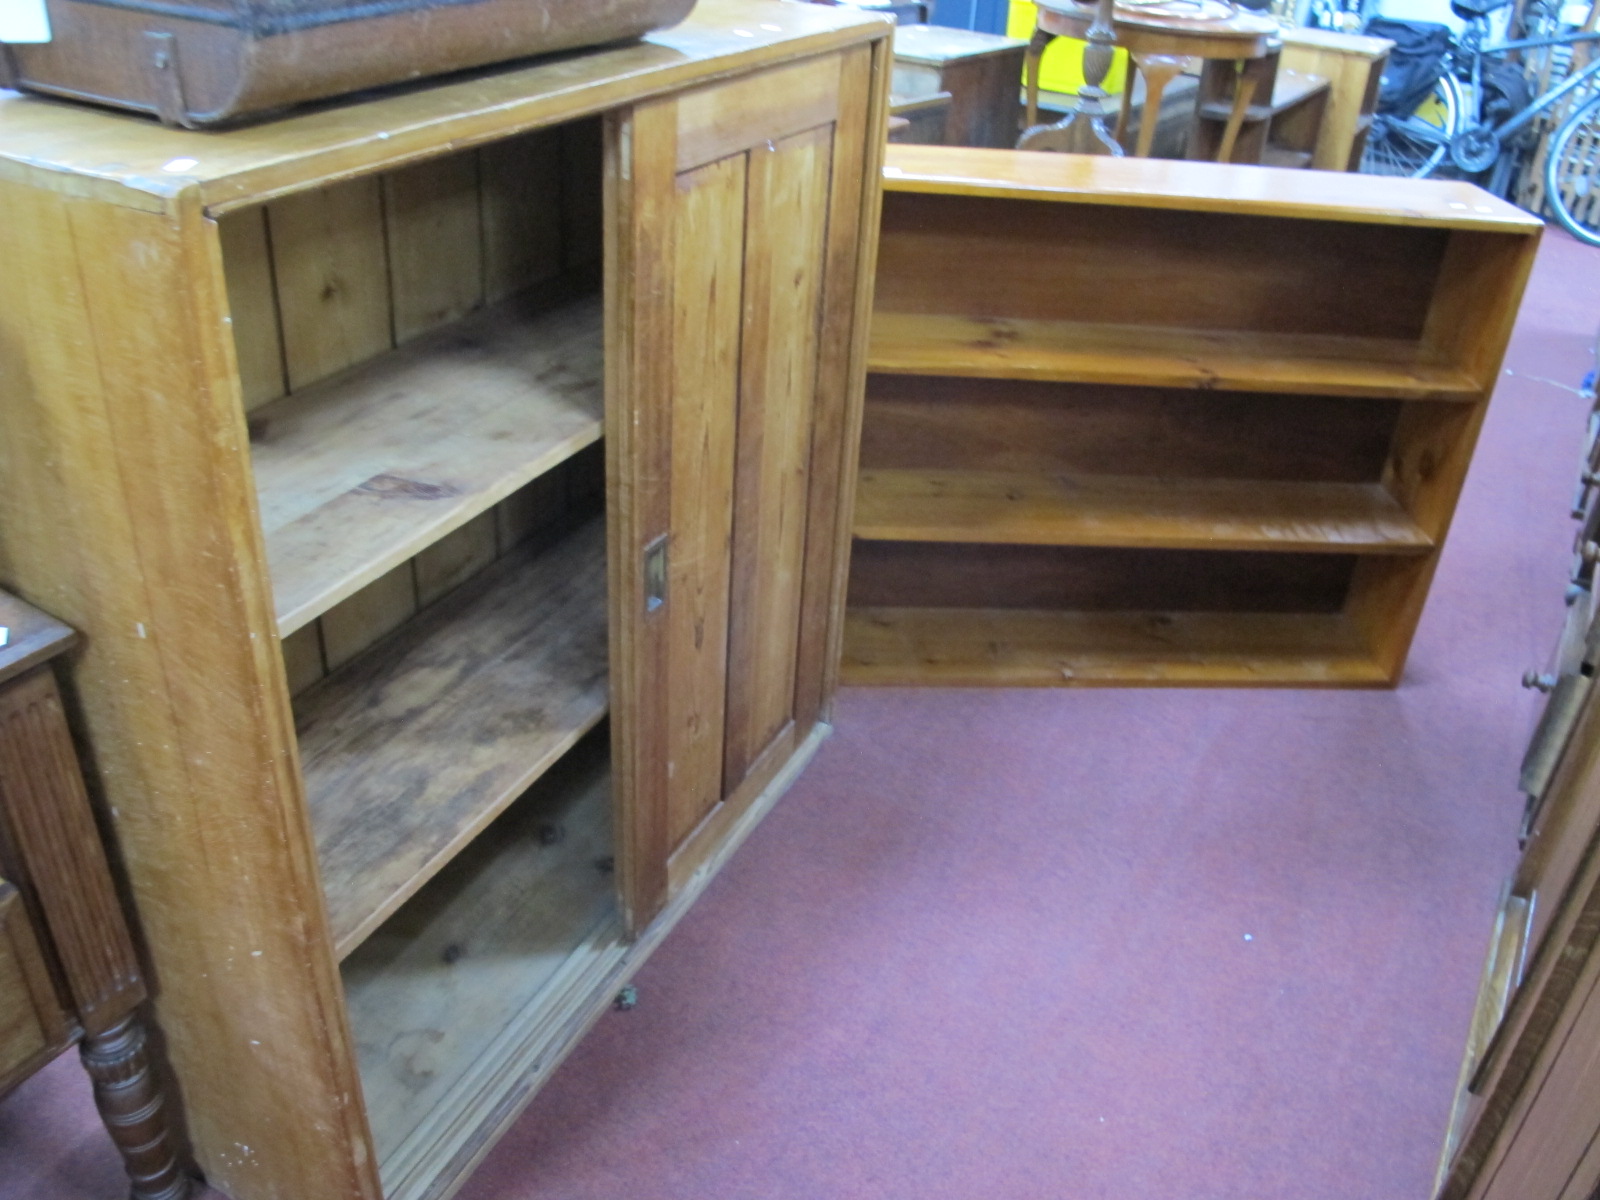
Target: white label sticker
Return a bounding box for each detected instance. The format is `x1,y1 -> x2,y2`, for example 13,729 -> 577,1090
0,0 -> 52,43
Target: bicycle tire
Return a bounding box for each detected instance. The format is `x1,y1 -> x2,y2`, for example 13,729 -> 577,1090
1363,71 -> 1466,178
1547,91 -> 1600,246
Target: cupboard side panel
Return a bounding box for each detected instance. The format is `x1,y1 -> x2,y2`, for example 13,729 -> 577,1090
662,154 -> 745,852
722,124 -> 834,792
0,176 -> 379,1199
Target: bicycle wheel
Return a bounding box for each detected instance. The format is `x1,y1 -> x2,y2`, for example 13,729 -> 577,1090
1547,92 -> 1600,246
1363,71 -> 1466,178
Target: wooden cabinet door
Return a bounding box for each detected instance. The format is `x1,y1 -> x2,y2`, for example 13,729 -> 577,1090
608,46 -> 882,929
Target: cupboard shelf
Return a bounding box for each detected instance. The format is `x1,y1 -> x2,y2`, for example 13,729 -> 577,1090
297,518 -> 608,959
843,606 -> 1391,687
853,469 -> 1434,554
251,292 -> 604,636
341,731 -> 624,1190
868,312 -> 1483,401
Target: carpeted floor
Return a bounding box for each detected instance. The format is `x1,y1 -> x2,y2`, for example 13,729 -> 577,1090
3,228 -> 1597,1200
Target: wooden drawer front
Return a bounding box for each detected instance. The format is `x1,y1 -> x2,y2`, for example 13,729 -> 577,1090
0,881 -> 70,1087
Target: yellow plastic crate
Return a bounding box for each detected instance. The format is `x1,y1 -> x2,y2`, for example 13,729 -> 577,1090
1009,0 -> 1129,96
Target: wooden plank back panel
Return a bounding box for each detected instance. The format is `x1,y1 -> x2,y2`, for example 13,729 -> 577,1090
662,153 -> 743,852
267,176 -> 393,391
562,119 -> 605,274
722,124 -> 833,795
862,375 -> 1401,482
384,155 -> 485,344
875,191 -> 1449,341
481,130 -> 565,303
224,124 -> 598,410
850,541 -> 1356,613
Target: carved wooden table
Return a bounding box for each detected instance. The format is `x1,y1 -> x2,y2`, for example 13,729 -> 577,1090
1023,0 -> 1280,157
0,592 -> 189,1200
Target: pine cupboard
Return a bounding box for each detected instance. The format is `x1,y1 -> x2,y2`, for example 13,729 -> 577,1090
0,5 -> 890,1198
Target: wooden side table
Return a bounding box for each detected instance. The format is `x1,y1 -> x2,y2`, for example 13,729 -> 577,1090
0,592 -> 189,1200
1022,0 -> 1282,157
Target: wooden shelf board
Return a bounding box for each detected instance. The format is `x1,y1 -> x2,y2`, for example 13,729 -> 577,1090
340,731 -> 625,1193
868,312 -> 1481,400
842,606 -> 1391,687
879,143 -> 1544,233
853,469 -> 1434,554
252,291 -> 604,635
297,518 -> 608,959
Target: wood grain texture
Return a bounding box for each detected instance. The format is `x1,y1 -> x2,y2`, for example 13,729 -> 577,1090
249,291 -> 604,633
0,15 -> 890,1200
413,512 -> 498,608
215,206 -> 288,411
384,154 -> 486,344
675,54 -> 842,171
878,142 -> 1541,231
860,376 -> 1401,481
850,541 -> 1355,613
480,131 -> 564,303
79,1014 -> 192,1200
0,177 -> 380,1200
0,667 -> 143,1032
343,730 -> 616,1176
0,882 -> 68,1081
318,562 -> 417,673
662,153 -> 742,853
854,469 -> 1433,554
280,622 -> 326,696
794,40 -> 883,732
722,124 -> 831,794
0,592 -> 75,687
606,97 -> 678,933
266,176 -> 393,391
843,607 -> 1387,686
869,312 -> 1480,400
296,520 -> 608,958
876,190 -> 1446,341
0,2 -> 891,218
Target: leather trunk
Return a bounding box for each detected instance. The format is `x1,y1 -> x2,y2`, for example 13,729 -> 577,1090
0,0 -> 696,127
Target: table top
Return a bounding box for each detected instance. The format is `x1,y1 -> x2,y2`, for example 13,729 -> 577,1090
0,593 -> 75,687
892,23 -> 1030,64
1034,0 -> 1282,57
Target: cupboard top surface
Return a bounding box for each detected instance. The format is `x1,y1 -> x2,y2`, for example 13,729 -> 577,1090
881,144 -> 1544,233
0,0 -> 889,214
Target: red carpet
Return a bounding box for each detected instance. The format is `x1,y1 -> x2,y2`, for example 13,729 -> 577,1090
3,228 -> 1597,1200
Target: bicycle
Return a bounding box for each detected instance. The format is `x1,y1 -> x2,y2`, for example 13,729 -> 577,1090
1361,4 -> 1600,244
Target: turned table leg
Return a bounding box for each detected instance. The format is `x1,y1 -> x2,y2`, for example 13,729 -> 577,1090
81,1013 -> 191,1200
